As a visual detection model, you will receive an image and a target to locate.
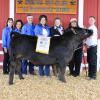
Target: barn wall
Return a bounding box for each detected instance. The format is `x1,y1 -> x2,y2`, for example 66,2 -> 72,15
83,0 -> 100,38
0,0 -> 9,67
0,0 -> 9,39
97,0 -> 100,38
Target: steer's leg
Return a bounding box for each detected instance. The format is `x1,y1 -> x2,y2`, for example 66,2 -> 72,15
16,60 -> 24,80
57,63 -> 66,83
9,62 -> 15,85
52,65 -> 58,76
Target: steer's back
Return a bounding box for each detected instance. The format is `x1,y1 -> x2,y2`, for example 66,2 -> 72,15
9,32 -> 37,60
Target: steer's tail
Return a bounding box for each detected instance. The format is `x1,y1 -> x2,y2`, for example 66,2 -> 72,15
9,32 -> 18,62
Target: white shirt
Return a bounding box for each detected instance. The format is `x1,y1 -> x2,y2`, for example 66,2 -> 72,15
86,25 -> 98,47
42,28 -> 48,37
54,26 -> 64,35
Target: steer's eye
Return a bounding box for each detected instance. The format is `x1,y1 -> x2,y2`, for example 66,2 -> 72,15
84,29 -> 90,35
85,30 -> 87,33
86,29 -> 88,32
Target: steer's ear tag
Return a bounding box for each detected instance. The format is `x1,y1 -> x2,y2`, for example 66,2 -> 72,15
36,36 -> 51,54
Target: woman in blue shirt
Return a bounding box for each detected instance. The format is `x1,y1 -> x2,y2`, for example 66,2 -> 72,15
13,19 -> 23,33
34,15 -> 51,76
2,18 -> 13,74
13,19 -> 23,74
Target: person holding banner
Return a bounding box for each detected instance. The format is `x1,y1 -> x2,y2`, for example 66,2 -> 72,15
34,15 -> 51,76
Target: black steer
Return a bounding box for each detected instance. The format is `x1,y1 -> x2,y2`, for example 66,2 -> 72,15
8,27 -> 93,85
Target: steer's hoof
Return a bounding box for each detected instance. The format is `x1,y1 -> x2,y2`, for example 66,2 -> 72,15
62,79 -> 66,83
20,77 -> 24,80
9,81 -> 13,85
58,75 -> 66,83
59,78 -> 66,83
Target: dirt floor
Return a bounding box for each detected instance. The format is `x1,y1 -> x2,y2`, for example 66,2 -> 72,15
0,69 -> 100,100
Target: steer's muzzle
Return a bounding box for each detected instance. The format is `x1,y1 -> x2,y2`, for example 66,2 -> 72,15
85,29 -> 93,36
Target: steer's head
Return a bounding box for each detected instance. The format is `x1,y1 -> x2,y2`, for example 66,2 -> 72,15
65,27 -> 93,42
71,27 -> 93,40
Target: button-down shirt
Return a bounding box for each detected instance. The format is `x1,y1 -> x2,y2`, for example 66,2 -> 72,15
86,25 -> 98,47
54,26 -> 64,35
2,26 -> 12,48
34,24 -> 50,37
21,23 -> 35,36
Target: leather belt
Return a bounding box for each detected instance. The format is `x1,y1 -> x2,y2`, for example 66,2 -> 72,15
89,45 -> 97,48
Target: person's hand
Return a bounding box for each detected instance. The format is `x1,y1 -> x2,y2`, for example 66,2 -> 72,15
4,47 -> 7,53
83,43 -> 89,51
84,44 -> 89,49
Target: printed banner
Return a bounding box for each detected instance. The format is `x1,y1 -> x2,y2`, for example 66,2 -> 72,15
36,36 -> 51,54
16,0 -> 77,14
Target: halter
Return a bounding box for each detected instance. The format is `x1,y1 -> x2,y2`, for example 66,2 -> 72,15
70,27 -> 78,34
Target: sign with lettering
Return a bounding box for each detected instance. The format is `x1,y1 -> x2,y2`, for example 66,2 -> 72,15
16,0 -> 77,14
36,36 -> 51,54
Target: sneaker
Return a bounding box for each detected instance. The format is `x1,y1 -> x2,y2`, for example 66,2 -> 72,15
3,71 -> 9,75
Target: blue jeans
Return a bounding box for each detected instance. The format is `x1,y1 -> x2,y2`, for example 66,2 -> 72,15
39,65 -> 50,76
21,60 -> 34,74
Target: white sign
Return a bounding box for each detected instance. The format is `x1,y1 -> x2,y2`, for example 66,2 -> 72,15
36,36 -> 51,54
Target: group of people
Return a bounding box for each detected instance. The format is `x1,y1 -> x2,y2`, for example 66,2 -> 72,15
2,14 -> 98,80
